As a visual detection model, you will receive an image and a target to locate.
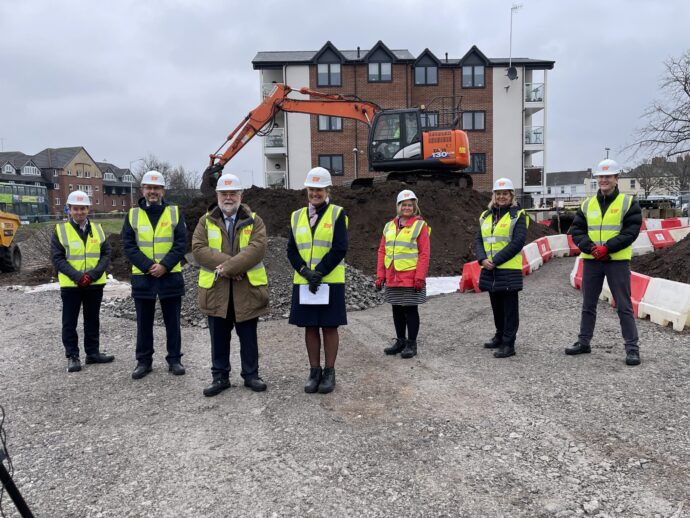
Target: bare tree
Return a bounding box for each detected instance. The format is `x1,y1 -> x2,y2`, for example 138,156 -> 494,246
631,50 -> 690,157
666,155 -> 690,193
132,154 -> 201,204
629,160 -> 670,198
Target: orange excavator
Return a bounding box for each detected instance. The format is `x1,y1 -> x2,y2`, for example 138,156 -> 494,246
203,83 -> 472,191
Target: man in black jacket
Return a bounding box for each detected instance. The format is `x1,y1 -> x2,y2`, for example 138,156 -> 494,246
122,171 -> 187,379
567,159 -> 642,365
52,190 -> 113,372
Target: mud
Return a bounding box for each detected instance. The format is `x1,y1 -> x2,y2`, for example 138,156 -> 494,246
631,233 -> 690,284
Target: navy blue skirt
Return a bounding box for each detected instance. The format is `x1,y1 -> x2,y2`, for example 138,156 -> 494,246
288,283 -> 347,328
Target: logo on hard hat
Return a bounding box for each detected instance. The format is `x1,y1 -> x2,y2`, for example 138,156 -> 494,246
602,165 -> 609,171
223,179 -> 233,186
312,176 -> 320,183
404,192 -> 412,198
498,181 -> 506,187
77,195 -> 84,201
152,175 -> 159,181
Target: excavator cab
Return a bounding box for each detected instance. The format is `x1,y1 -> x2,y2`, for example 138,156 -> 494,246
369,110 -> 422,169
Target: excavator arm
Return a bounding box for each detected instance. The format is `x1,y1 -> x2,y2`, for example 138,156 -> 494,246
202,83 -> 381,191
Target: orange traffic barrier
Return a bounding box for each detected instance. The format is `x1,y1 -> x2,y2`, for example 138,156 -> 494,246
538,219 -> 552,226
631,272 -> 652,318
458,260 -> 482,293
640,218 -> 647,231
647,229 -> 676,249
521,251 -> 530,276
535,237 -> 553,262
569,256 -> 584,289
661,217 -> 682,229
567,234 -> 580,256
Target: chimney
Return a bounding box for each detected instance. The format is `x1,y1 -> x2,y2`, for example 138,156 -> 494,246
445,52 -> 448,63
357,46 -> 361,58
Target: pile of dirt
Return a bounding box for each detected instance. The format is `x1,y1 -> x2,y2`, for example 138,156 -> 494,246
184,182 -> 555,276
631,233 -> 690,284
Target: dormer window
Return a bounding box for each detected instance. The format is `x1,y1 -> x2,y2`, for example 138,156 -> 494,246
2,164 -> 14,174
368,62 -> 391,82
23,165 -> 40,176
104,172 -> 116,181
415,65 -> 438,85
462,65 -> 485,87
317,63 -> 341,87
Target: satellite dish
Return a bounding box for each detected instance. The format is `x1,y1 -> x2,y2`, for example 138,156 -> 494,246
507,66 -> 518,80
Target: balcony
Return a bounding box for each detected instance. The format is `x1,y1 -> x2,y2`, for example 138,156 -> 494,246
262,83 -> 280,98
264,128 -> 286,156
265,171 -> 287,189
525,82 -> 544,115
524,167 -> 544,187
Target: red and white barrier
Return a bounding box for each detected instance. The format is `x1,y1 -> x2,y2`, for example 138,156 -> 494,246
458,260 -> 482,293
661,217 -> 682,229
637,278 -> 690,332
569,256 -> 583,289
668,226 -> 690,242
546,234 -> 570,258
535,237 -> 553,262
647,229 -> 676,250
632,232 -> 654,256
645,219 -> 663,230
522,242 -> 543,275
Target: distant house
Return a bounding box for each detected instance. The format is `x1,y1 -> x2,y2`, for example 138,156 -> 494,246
544,169 -> 591,205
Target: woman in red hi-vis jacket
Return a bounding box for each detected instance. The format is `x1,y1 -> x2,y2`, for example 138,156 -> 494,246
375,189 -> 430,359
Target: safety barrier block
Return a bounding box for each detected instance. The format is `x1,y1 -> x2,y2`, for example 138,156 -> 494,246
631,232 -> 654,256
648,229 -> 676,249
661,217 -> 682,229
566,234 -> 581,256
458,260 -> 482,293
640,218 -> 647,231
570,256 -> 583,289
546,234 -> 570,258
680,217 -> 689,226
631,272 -> 652,318
522,242 -> 543,274
521,252 -> 530,276
538,219 -> 552,226
668,226 -> 690,242
638,277 -> 690,331
645,218 -> 662,230
599,276 -> 613,304
535,237 -> 553,262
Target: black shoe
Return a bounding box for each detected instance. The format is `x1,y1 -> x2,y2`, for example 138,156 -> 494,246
85,352 -> 115,364
67,356 -> 82,373
318,367 -> 336,394
168,362 -> 186,376
626,350 -> 641,366
203,379 -> 231,397
304,367 -> 322,394
400,339 -> 417,359
483,335 -> 502,349
494,345 -> 516,358
132,363 -> 152,380
384,338 -> 405,355
244,377 -> 267,392
565,342 -> 591,355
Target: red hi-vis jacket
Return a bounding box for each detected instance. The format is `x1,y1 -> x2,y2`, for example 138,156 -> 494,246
376,215 -> 430,287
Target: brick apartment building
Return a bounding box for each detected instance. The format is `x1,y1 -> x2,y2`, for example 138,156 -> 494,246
0,147 -> 135,216
252,41 -> 554,203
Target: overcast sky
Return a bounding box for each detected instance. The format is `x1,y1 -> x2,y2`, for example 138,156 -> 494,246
1,0 -> 688,186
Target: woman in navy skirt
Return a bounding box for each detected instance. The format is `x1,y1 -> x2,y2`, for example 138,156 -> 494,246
287,167 -> 348,394
375,189 -> 430,359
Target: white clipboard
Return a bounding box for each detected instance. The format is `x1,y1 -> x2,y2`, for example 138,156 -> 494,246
299,284 -> 330,305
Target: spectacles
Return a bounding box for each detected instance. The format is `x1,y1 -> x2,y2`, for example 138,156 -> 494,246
218,191 -> 241,198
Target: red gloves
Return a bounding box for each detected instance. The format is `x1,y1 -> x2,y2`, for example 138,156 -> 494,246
414,279 -> 425,293
375,278 -> 385,291
591,245 -> 609,261
78,274 -> 92,288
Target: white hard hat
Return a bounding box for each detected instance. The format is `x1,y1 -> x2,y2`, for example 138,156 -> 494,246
66,190 -> 91,206
304,167 -> 332,188
216,173 -> 244,191
396,190 -> 417,204
141,170 -> 166,187
593,159 -> 621,176
493,177 -> 514,191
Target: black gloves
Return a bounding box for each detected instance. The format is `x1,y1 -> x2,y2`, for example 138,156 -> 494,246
300,266 -> 324,294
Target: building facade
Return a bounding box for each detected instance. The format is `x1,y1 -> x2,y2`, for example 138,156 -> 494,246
0,147 -> 135,215
252,41 -> 554,202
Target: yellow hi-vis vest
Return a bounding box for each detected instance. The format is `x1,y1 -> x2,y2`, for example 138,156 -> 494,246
580,193 -> 633,260
479,208 -> 527,270
197,213 -> 268,288
383,218 -> 429,271
128,205 -> 182,274
56,221 -> 107,287
291,204 -> 347,284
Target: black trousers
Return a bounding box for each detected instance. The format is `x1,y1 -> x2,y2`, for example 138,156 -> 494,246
207,301 -> 259,382
579,259 -> 639,352
134,296 -> 183,366
488,290 -> 520,347
60,288 -> 104,358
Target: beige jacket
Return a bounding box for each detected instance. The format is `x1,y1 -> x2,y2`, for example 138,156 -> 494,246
191,203 -> 269,321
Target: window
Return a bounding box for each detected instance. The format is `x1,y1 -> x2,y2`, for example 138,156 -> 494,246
122,199 -> 126,206
54,183 -> 60,190
67,169 -> 72,176
415,65 -> 438,85
631,179 -> 636,188
420,112 -> 439,128
317,63 -> 341,87
95,198 -> 100,205
318,155 -> 344,176
104,172 -> 116,181
77,170 -> 83,177
53,170 -> 59,178
462,65 -> 485,87
547,187 -> 552,195
466,153 -> 486,173
3,164 -> 14,174
318,115 -> 342,132
23,166 -> 40,176
368,62 -> 392,82
68,184 -> 73,191
560,186 -> 565,194
84,170 -> 91,178
55,197 -> 61,205
122,174 -> 134,183
112,199 -> 116,206
462,111 -> 485,131
95,186 -> 99,192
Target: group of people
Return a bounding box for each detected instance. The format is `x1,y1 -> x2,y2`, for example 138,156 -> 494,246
51,157 -> 642,397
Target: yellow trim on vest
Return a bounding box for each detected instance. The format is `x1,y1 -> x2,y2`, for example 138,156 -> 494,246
580,194 -> 633,260
382,218 -> 429,271
56,222 -> 107,287
479,209 -> 525,270
128,205 -> 182,274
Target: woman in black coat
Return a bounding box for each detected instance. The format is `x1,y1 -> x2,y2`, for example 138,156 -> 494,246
473,178 -> 527,358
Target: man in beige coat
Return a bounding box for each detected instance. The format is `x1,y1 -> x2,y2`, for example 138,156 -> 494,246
192,173 -> 269,397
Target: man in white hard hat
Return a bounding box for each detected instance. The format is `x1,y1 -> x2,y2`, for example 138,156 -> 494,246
568,158 -> 642,365
122,170 -> 188,379
192,173 -> 269,396
51,190 -> 113,373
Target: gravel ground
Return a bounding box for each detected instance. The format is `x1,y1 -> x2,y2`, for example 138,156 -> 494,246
1,257 -> 689,517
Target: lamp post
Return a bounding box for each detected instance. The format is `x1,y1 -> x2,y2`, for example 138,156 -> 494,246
128,158 -> 145,208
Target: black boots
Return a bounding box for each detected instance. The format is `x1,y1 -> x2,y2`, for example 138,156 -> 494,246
483,335 -> 502,349
494,344 -> 515,358
203,379 -> 231,397
318,368 -> 336,394
67,356 -> 82,373
132,363 -> 152,380
304,367 -> 322,393
384,338 -> 405,355
565,342 -> 591,355
168,362 -> 186,375
626,350 -> 641,366
400,339 -> 417,359
85,352 -> 115,364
